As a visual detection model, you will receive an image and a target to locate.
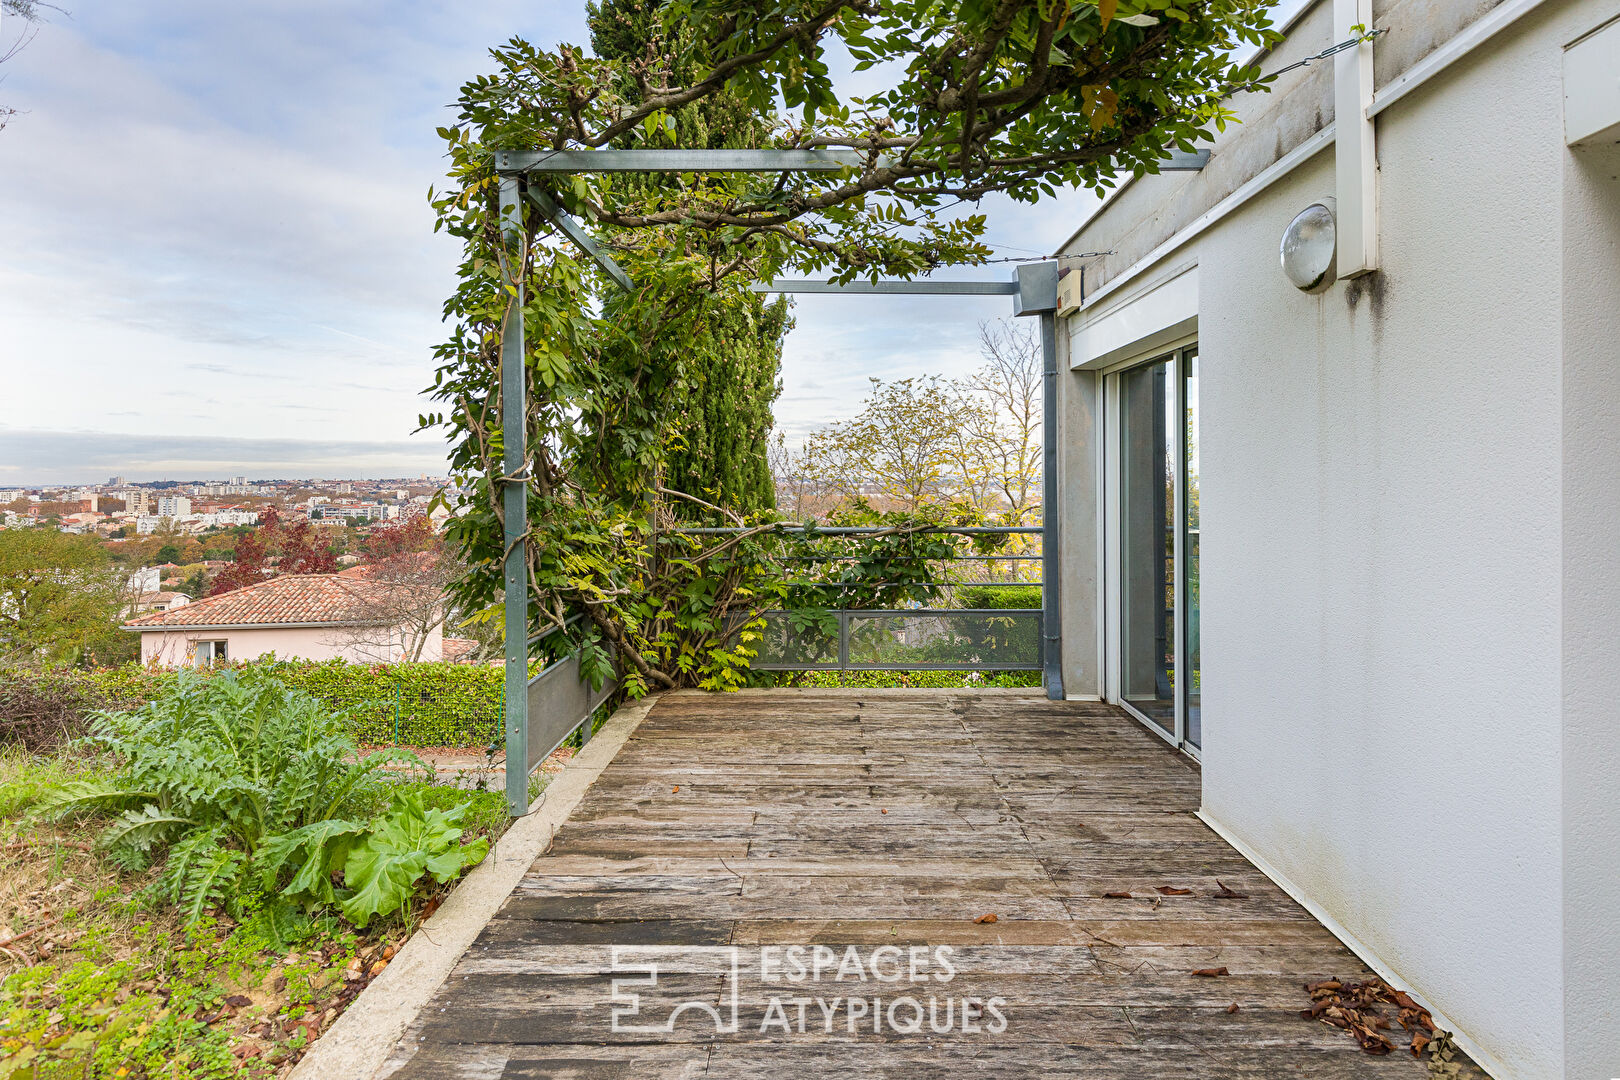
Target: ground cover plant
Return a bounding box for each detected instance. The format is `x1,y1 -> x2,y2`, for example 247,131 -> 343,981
0,671 -> 510,1078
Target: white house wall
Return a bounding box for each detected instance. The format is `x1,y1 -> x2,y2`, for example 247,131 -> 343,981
1560,137 -> 1620,1079
138,622 -> 445,665
1052,0 -> 1620,1075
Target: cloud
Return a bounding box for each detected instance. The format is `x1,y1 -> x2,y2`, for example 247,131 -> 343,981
0,2 -> 1106,477
0,429 -> 450,485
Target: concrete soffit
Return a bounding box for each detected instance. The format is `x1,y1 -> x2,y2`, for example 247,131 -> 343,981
1069,261 -> 1200,370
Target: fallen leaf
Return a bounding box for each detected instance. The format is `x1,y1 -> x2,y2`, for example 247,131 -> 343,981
224,994 -> 252,1009
672,786 -> 679,793
1226,1002 -> 1240,1014
1213,881 -> 1249,899
1191,967 -> 1230,977
1410,1030 -> 1431,1057
1155,886 -> 1192,896
974,913 -> 998,924
1103,891 -> 1133,899
880,809 -> 888,814
369,959 -> 388,978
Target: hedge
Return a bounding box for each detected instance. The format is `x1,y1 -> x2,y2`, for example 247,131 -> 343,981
953,584 -> 1042,609
60,656 -> 1041,748
81,660 -> 513,748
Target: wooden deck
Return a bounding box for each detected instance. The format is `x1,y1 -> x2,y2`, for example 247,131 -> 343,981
381,690 -> 1484,1079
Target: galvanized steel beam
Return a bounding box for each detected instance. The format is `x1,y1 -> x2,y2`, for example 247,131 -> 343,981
494,148 -> 873,173
751,279 -> 1018,295
524,187 -> 634,293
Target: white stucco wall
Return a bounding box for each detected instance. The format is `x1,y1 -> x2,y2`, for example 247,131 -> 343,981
1190,5 -> 1614,1077
1052,2 -> 1620,1075
1560,137 -> 1620,1079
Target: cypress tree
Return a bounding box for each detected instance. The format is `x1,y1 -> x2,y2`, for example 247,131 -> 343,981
587,0 -> 788,514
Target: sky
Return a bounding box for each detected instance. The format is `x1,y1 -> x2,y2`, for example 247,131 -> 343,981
0,1 -> 1104,486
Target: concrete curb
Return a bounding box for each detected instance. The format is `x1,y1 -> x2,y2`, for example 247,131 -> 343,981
288,693 -> 660,1080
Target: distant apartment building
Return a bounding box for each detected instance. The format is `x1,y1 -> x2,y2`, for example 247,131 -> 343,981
312,502 -> 392,523
156,495 -> 191,517
134,509 -> 258,535
108,475 -> 126,486
191,482 -> 267,496
111,489 -> 150,514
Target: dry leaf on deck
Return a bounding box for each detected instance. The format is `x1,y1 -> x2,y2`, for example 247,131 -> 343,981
1103,891 -> 1133,899
974,913 -> 998,924
1191,967 -> 1230,977
1155,886 -> 1193,896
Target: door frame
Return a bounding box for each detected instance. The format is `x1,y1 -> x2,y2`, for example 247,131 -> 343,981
1102,338 -> 1199,758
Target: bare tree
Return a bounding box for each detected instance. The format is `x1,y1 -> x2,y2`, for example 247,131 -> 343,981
325,552 -> 462,663
2,1 -> 62,131
960,319 -> 1044,524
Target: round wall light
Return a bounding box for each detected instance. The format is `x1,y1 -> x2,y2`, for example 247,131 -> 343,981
1280,198 -> 1337,293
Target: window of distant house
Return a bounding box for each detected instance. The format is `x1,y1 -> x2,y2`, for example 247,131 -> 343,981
193,639 -> 228,666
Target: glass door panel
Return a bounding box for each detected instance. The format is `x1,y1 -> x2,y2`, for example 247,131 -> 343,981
1183,351 -> 1201,749
1118,356 -> 1176,734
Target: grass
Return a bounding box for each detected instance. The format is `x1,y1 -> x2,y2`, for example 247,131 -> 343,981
0,745 -> 534,1078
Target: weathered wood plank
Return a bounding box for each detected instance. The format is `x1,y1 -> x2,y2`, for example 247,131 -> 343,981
380,691 -> 1485,1080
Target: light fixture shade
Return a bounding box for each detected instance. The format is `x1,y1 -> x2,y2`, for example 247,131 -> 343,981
1280,199 -> 1337,293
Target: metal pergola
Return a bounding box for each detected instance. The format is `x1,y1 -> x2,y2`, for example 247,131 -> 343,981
492,147 -> 1204,814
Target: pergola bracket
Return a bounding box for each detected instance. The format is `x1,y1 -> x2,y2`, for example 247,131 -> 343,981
524,186 -> 635,293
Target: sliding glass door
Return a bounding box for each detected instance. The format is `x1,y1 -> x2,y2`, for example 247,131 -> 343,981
1109,345 -> 1200,752
1117,357 -> 1176,734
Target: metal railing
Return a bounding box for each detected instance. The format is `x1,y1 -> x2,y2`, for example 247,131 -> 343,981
685,523 -> 1046,672
750,608 -> 1043,671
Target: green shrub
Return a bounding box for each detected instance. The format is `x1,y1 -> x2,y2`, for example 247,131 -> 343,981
29,669 -> 493,935
83,659 -> 510,748
275,788 -> 488,929
953,584 -> 1042,609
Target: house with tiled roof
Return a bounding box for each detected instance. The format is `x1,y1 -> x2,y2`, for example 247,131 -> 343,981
123,573 -> 445,666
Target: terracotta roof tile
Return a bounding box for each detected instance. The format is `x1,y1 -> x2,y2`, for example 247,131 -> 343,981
441,637 -> 478,662
123,574 -> 402,629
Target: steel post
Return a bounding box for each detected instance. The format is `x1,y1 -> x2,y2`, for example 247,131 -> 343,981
1040,308 -> 1063,700
499,176 -> 530,816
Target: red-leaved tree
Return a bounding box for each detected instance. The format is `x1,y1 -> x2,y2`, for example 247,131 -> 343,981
209,507 -> 337,595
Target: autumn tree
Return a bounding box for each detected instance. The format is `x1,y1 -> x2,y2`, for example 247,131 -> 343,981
800,377 -> 987,512
360,515 -> 438,561
208,507 -> 336,595
326,516 -> 466,662
0,528 -> 134,667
